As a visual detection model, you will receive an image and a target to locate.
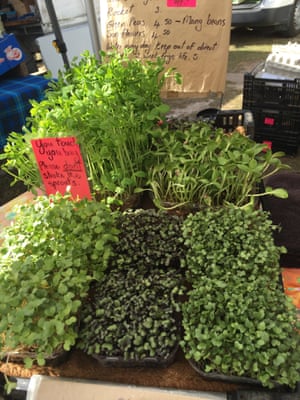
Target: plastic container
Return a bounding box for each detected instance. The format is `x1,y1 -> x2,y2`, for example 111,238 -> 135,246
264,42 -> 300,80
243,73 -> 300,111
215,109 -> 255,139
196,108 -> 255,139
243,64 -> 300,154
0,33 -> 25,76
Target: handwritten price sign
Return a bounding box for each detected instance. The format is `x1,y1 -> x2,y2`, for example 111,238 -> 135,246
100,0 -> 232,96
31,137 -> 91,200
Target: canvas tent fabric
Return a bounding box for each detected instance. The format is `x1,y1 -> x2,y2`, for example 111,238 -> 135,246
99,0 -> 232,97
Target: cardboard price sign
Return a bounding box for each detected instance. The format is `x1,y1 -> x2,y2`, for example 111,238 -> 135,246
167,0 -> 196,6
31,137 -> 91,200
100,0 -> 232,96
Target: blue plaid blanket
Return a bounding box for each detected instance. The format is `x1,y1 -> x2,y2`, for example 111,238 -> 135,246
0,75 -> 51,149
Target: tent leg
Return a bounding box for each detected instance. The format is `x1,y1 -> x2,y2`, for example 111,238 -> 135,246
85,0 -> 101,60
44,0 -> 70,69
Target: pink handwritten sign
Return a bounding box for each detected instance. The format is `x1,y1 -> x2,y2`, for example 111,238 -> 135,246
167,0 -> 196,7
31,137 -> 91,200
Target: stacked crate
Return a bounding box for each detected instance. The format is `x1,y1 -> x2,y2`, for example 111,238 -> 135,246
242,71 -> 300,155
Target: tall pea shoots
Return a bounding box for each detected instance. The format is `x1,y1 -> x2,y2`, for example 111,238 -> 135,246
0,50 -> 181,202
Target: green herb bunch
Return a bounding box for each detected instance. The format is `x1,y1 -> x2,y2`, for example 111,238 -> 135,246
0,193 -> 119,367
148,120 -> 288,211
180,207 -> 300,388
0,50 -> 181,203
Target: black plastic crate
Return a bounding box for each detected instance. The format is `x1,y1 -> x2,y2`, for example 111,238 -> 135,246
254,133 -> 298,155
251,107 -> 300,136
255,131 -> 299,146
243,73 -> 300,111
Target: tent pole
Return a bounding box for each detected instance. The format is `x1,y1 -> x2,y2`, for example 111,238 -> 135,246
44,0 -> 70,69
85,0 -> 101,60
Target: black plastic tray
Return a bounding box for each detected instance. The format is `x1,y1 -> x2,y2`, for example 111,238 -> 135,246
188,359 -> 285,389
188,359 -> 263,386
3,348 -> 69,367
92,344 -> 179,368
